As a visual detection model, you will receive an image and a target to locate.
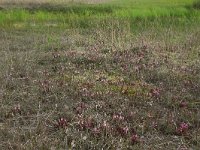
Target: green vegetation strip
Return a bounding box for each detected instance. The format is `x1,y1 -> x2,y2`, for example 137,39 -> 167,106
0,0 -> 199,28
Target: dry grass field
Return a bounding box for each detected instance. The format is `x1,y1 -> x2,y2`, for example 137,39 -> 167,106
0,0 -> 200,149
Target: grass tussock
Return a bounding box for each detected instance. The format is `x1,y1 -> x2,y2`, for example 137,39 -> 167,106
193,0 -> 200,9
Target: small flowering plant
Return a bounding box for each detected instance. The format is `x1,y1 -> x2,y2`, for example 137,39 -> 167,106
176,122 -> 189,135
179,101 -> 188,108
131,134 -> 140,144
55,117 -> 68,128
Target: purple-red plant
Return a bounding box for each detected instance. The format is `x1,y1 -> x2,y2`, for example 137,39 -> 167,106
176,122 -> 189,135
179,101 -> 188,108
116,126 -> 129,137
92,127 -> 101,136
130,134 -> 140,144
55,117 -> 68,128
112,113 -> 124,121
85,117 -> 95,129
150,88 -> 160,97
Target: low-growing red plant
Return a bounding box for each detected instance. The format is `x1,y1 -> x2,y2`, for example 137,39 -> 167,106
150,88 -> 160,97
55,117 -> 68,128
131,134 -> 140,144
176,122 -> 189,135
179,101 -> 188,108
112,113 -> 124,121
92,127 -> 101,136
116,126 -> 129,137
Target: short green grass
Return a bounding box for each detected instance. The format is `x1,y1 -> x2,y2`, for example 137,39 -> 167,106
0,0 -> 199,28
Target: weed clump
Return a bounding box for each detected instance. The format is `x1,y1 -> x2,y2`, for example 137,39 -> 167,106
193,0 -> 200,9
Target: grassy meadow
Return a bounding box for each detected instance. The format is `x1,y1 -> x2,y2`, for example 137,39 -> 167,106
0,0 -> 200,149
